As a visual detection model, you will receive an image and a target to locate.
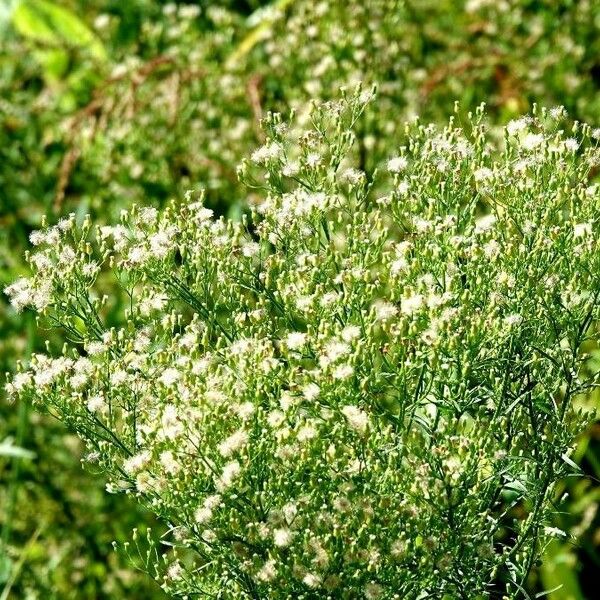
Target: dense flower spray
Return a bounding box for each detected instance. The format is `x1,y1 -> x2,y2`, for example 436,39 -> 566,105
6,88 -> 600,598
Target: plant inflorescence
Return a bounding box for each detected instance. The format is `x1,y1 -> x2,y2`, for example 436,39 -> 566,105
6,88 -> 600,598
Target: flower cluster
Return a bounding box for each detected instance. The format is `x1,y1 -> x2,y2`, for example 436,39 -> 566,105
6,90 -> 600,598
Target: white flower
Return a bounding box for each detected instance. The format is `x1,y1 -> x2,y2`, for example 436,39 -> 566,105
32,281 -> 52,311
279,391 -> 298,411
86,341 -> 106,355
521,132 -> 544,150
285,331 -> 307,350
504,313 -> 522,328
506,117 -> 529,136
573,222 -> 592,238
295,294 -> 313,312
5,278 -> 35,312
332,364 -> 354,380
474,214 -> 496,234
305,152 -> 322,167
365,583 -> 383,599
302,573 -> 321,588
58,246 -> 76,265
273,528 -> 293,547
328,336 -> 351,357
474,167 -> 493,182
297,423 -> 318,442
94,13 -> 110,29
400,294 -> 424,316
341,405 -> 369,434
233,401 -> 255,420
563,138 -> 579,152
483,240 -> 501,259
29,230 -> 46,246
167,561 -> 184,581
161,404 -> 183,440
194,506 -> 213,525
179,4 -> 200,19
333,496 -> 351,513
34,370 -> 54,387
10,372 -> 32,392
127,246 -> 148,265
218,429 -> 248,457
44,227 -> 60,245
160,450 -> 181,475
149,230 -> 175,258
194,496 -> 221,524
342,168 -> 365,185
191,206 -> 214,223
87,394 -> 105,413
256,559 -> 277,582
204,494 -> 222,510
341,325 -> 361,342
139,207 -> 158,224
201,529 -> 217,543
373,300 -> 397,321
387,156 -> 408,173
320,291 -> 340,306
140,293 -> 168,316
242,241 -> 260,257
159,368 -> 180,387
30,253 -> 52,272
390,257 -> 409,275
302,383 -> 320,401
251,143 -> 282,164
282,160 -> 300,177
282,502 -> 298,523
413,217 -> 432,233
397,180 -> 410,195
195,495 -> 220,522
320,340 -> 351,367
544,526 -> 567,538
70,373 -> 89,390
135,472 -> 154,493
217,461 -> 241,490
123,451 -> 151,474
391,539 -> 407,558
267,410 -> 285,427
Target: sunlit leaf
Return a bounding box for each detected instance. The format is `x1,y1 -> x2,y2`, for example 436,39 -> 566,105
12,0 -> 106,61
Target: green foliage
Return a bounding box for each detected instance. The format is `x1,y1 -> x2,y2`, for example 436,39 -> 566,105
13,0 -> 107,62
2,0 -> 600,597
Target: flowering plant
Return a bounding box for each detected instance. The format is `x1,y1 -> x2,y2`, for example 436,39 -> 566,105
6,88 -> 600,598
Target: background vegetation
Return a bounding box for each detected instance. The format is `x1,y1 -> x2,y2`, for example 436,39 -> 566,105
1,1 -> 599,598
